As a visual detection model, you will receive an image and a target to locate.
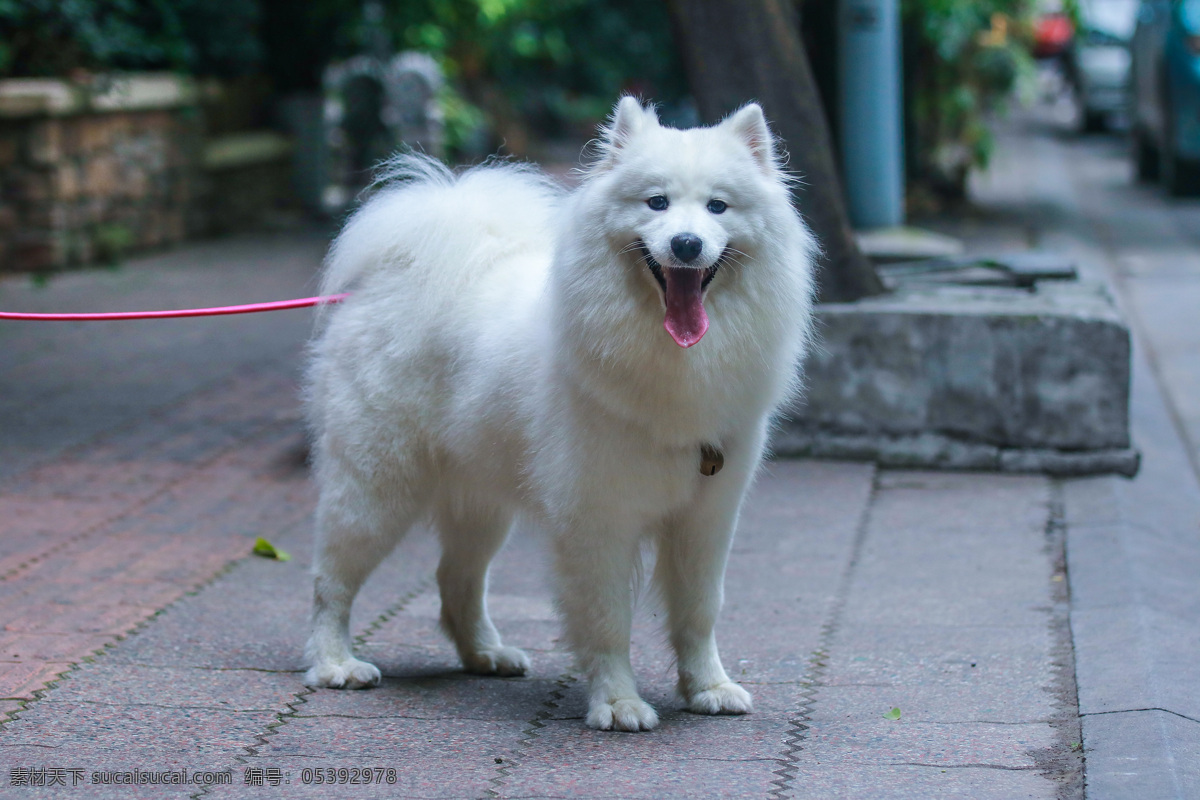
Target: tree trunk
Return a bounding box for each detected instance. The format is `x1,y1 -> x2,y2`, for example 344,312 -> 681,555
666,0 -> 884,303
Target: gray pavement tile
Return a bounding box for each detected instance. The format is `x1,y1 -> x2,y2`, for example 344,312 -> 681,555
39,663 -> 301,713
808,681 -> 1055,729
746,460 -> 876,528
840,478 -> 1052,629
719,554 -> 846,619
957,106 -> 1200,799
212,774 -> 470,800
868,472 -> 1050,533
1062,333 -> 1200,793
839,571 -> 1050,630
1071,605 -> 1200,721
505,757 -> 774,799
1081,710 -> 1200,800
734,679 -> 812,716
0,780 -> 203,799
102,525 -> 439,672
820,624 -> 1058,722
227,715 -> 519,797
386,592 -> 560,652
840,547 -> 1050,630
96,558 -> 313,673
299,674 -> 565,722
1,702 -> 276,772
787,763 -> 1053,800
1063,519 -> 1141,613
499,716 -> 782,799
1060,476 -> 1124,528
352,642 -> 471,678
799,695 -> 1054,771
1067,520 -> 1200,619
656,623 -> 813,686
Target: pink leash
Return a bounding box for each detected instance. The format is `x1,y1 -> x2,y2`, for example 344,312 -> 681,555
0,293 -> 349,321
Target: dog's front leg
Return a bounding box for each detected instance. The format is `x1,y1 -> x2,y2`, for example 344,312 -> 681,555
657,433 -> 761,716
553,523 -> 657,732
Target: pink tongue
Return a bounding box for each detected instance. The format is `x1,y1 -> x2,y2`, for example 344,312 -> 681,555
663,266 -> 708,348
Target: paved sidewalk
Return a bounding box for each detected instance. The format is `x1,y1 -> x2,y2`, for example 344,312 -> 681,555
1,103 -> 1196,797
955,106 -> 1200,799
0,233 -> 1078,798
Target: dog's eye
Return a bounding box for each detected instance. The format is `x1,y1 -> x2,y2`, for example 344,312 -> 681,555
646,195 -> 669,211
707,199 -> 728,214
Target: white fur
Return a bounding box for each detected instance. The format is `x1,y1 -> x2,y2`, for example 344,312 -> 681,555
303,98 -> 816,731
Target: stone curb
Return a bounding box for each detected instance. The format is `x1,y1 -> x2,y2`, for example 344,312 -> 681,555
779,279 -> 1136,476
773,429 -> 1140,477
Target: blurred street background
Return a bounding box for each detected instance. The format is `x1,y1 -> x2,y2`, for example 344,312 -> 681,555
1,1 -> 1200,798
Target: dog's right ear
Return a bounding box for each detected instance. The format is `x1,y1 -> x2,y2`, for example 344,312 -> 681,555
592,97 -> 658,170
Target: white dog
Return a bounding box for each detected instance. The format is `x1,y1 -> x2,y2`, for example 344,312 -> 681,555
303,97 -> 816,731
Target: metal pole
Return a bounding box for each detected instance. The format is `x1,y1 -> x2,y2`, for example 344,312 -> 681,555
839,0 -> 905,228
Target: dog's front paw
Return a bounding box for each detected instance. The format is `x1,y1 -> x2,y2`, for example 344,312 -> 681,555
687,681 -> 753,715
587,697 -> 659,732
304,657 -> 382,690
462,646 -> 530,677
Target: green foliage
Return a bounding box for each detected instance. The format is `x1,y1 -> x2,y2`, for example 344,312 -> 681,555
4,0 -> 679,154
252,536 -> 291,561
403,0 -> 684,127
0,0 -> 261,79
261,0 -> 685,135
93,222 -> 135,265
902,0 -> 1036,199
438,84 -> 490,158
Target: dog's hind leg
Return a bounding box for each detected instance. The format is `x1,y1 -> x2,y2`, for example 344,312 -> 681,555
434,497 -> 529,676
656,435 -> 761,716
305,462 -> 420,690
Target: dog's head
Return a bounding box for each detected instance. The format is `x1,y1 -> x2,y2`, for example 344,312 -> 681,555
586,97 -> 794,348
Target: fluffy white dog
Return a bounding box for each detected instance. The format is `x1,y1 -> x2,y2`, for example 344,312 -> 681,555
304,97 -> 816,731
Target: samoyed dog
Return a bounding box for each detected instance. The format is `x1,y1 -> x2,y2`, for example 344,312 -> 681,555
304,97 -> 816,731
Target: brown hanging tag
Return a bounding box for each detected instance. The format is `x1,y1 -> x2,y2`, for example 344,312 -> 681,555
699,443 -> 724,476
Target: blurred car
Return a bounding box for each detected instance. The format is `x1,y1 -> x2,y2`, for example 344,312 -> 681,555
1035,11 -> 1075,58
1131,0 -> 1200,194
1066,0 -> 1140,130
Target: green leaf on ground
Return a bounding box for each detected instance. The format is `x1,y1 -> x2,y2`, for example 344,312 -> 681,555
883,707 -> 901,720
252,537 -> 290,561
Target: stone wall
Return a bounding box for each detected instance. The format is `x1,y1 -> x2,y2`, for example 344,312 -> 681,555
0,75 -> 203,271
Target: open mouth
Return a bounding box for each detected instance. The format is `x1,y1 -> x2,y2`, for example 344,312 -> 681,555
637,242 -> 722,293
635,241 -> 726,349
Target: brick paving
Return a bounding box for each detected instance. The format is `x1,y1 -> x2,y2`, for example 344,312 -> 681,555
0,364 -> 311,705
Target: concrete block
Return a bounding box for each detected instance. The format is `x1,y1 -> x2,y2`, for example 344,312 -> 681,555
856,225 -> 964,262
776,280 -> 1136,475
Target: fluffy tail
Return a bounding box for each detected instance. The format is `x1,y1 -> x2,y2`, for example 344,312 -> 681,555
319,153 -> 560,298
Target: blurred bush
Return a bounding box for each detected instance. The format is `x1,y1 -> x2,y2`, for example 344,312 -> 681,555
0,0 -> 261,78
0,0 -> 684,158
263,0 -> 687,155
2,0 -> 1031,195
902,0 -> 1036,202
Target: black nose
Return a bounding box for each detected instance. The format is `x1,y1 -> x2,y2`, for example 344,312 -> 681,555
670,233 -> 703,263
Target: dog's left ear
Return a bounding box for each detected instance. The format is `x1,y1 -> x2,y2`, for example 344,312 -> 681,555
723,103 -> 776,173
